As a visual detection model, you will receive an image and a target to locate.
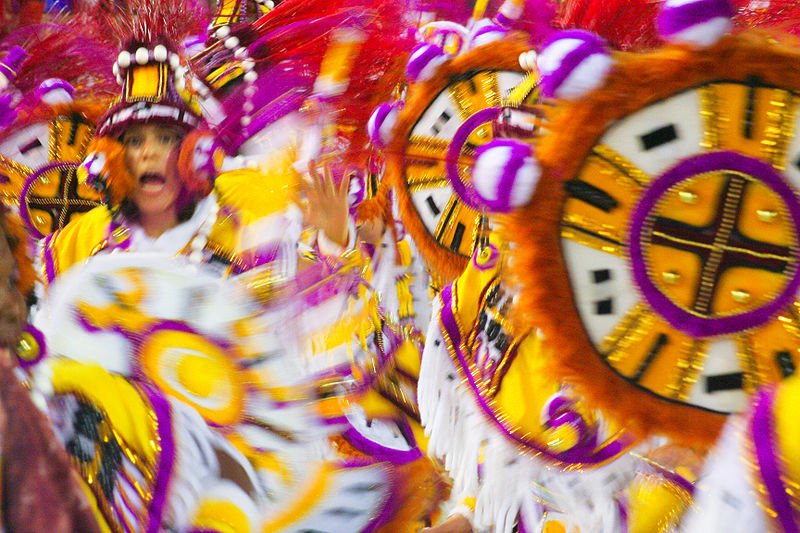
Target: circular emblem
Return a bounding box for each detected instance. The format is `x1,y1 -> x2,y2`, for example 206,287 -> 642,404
506,33 -> 800,443
140,324 -> 244,426
629,151 -> 800,338
21,162 -> 103,238
383,37 -> 535,283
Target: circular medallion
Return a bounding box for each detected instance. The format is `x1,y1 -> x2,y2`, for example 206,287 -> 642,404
629,151 -> 800,338
507,32 -> 800,443
140,323 -> 244,426
21,162 -> 102,238
384,37 -> 535,283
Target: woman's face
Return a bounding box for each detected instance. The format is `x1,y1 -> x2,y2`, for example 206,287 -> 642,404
0,236 -> 25,349
122,124 -> 183,218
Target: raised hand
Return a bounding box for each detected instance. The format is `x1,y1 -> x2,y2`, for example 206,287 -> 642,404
299,162 -> 351,248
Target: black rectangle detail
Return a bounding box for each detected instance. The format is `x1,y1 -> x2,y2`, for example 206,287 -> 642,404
633,333 -> 669,382
450,222 -> 466,251
564,179 -> 619,212
639,124 -> 678,151
743,75 -> 760,140
706,372 -> 744,393
592,269 -> 611,283
595,298 -> 613,315
68,118 -> 80,146
19,138 -> 42,154
425,196 -> 441,216
431,110 -> 451,136
776,350 -> 796,378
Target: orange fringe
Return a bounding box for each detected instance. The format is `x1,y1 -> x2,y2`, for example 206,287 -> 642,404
384,36 -> 531,284
502,31 -> 800,448
329,434 -> 450,531
355,196 -> 388,225
1,210 -> 36,297
375,456 -> 450,533
176,129 -> 215,198
87,136 -> 134,207
5,99 -> 111,148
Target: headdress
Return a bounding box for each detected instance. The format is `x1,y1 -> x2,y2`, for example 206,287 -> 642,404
490,0 -> 800,446
75,0 -> 213,207
96,0 -> 208,137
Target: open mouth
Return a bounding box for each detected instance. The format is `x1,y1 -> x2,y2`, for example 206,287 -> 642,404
139,173 -> 167,192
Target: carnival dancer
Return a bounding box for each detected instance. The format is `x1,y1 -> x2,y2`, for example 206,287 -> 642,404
0,206 -> 104,532
12,1 -> 417,532
416,0 -> 800,530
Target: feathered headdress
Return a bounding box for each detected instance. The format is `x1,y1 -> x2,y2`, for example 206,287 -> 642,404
97,0 -> 209,137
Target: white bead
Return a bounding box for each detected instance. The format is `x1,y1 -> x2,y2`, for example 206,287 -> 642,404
216,25 -> 231,39
244,71 -> 257,83
153,45 -> 168,62
169,54 -> 180,69
243,101 -> 254,112
242,58 -> 254,71
234,47 -> 247,59
519,50 -> 537,71
241,116 -> 251,126
135,47 -> 149,65
224,36 -> 240,50
266,0 -> 274,7
112,62 -> 119,76
175,77 -> 186,91
117,51 -> 131,68
116,75 -> 124,86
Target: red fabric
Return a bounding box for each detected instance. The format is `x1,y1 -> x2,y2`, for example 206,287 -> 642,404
0,354 -> 102,533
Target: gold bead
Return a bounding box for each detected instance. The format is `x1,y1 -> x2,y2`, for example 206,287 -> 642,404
678,191 -> 698,204
731,289 -> 751,303
756,209 -> 778,223
15,332 -> 39,362
543,424 -> 580,454
111,226 -> 130,244
662,271 -> 681,284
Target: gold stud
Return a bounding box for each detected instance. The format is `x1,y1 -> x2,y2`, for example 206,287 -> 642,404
15,332 -> 39,362
662,271 -> 681,284
731,289 -> 751,303
111,226 -> 130,244
679,191 -> 698,204
756,209 -> 778,223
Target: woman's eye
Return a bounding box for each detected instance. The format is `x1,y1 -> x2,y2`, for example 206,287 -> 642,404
124,136 -> 143,147
159,133 -> 180,145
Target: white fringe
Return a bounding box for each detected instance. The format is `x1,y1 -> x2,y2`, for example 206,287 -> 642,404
419,295 -> 636,533
679,416 -> 767,533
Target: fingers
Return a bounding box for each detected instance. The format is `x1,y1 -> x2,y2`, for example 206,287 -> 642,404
335,171 -> 350,199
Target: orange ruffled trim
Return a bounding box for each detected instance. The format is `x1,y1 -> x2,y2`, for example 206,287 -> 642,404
502,30 -> 800,448
87,136 -> 134,207
383,36 -> 530,284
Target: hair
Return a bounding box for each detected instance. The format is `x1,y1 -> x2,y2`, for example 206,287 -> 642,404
0,209 -> 35,299
90,124 -> 212,221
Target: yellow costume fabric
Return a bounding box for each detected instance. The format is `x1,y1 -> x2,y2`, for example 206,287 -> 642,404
40,168 -> 274,285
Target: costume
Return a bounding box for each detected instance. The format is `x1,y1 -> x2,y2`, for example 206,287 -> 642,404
363,0 -> 800,531
0,0 -> 451,530
0,352 -> 102,533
